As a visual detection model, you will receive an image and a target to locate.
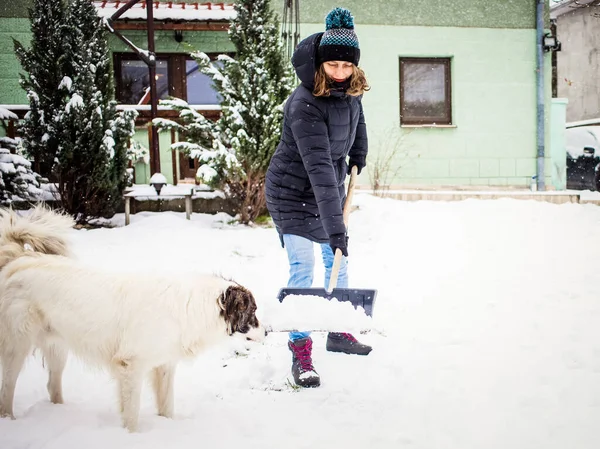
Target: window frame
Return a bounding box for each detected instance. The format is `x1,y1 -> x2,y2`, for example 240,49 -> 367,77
113,52 -> 227,106
114,53 -> 173,105
183,55 -> 226,106
399,57 -> 452,126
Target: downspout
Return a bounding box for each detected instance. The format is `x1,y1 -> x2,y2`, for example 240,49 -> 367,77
536,0 -> 546,190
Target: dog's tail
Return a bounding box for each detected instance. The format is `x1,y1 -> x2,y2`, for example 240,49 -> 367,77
0,205 -> 75,270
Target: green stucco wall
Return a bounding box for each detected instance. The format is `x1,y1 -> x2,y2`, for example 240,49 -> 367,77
295,22 -> 551,188
130,127 -> 174,185
0,16 -> 232,184
0,3 -> 31,18
1,0 -> 539,28
106,29 -> 234,54
0,22 -> 233,105
1,1 -> 553,188
0,18 -> 30,104
299,0 -> 536,28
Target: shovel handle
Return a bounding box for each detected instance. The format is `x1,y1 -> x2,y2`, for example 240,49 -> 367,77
327,165 -> 358,293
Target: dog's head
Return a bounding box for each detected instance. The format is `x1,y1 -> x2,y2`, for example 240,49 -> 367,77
219,284 -> 266,342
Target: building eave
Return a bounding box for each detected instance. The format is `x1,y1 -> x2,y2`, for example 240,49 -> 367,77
550,0 -> 598,18
93,1 -> 236,22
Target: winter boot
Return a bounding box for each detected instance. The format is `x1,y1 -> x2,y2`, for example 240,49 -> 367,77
288,337 -> 320,388
326,332 -> 372,355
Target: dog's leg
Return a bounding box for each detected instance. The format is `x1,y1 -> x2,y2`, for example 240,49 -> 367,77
42,343 -> 68,404
0,341 -> 30,419
152,364 -> 176,418
113,357 -> 143,432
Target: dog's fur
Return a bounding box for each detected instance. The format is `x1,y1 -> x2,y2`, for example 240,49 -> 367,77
0,206 -> 265,432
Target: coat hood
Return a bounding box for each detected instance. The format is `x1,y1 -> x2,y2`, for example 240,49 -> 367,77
291,32 -> 323,90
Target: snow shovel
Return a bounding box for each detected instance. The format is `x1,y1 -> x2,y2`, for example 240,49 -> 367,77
276,165 -> 378,317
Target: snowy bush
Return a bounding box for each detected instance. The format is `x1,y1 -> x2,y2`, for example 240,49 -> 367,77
0,140 -> 45,206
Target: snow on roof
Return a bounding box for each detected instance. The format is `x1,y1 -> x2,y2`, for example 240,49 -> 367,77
93,1 -> 236,22
0,106 -> 18,120
565,126 -> 600,159
550,0 -> 597,18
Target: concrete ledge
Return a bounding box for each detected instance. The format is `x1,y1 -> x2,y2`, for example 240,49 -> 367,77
578,191 -> 600,206
368,189 -> 584,205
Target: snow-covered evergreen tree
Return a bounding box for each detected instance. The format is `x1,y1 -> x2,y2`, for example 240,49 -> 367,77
13,0 -> 67,175
156,0 -> 295,223
54,0 -> 137,221
15,0 -> 137,222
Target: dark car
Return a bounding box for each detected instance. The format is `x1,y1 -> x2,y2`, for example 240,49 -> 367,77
566,126 -> 600,191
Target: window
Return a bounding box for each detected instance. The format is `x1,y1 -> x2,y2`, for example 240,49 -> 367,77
185,59 -> 223,105
399,57 -> 452,125
116,56 -> 170,105
114,53 -> 224,105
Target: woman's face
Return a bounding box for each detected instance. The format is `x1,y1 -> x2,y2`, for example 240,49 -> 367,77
322,61 -> 354,82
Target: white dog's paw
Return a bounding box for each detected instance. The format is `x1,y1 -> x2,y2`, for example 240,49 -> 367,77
0,408 -> 15,420
122,419 -> 139,433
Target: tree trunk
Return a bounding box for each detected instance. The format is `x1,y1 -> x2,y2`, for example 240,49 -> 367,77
232,171 -> 267,224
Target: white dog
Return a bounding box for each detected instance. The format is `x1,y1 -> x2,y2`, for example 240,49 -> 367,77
0,206 -> 266,432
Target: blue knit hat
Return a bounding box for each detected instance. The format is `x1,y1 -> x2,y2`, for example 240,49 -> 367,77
317,7 -> 360,66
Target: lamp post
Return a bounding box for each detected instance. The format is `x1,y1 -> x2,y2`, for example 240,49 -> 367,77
149,172 -> 167,195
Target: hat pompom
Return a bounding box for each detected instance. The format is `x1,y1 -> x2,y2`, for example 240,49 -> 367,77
318,7 -> 360,65
325,7 -> 354,30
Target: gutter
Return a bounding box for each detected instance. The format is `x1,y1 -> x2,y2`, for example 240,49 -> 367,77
536,0 -> 546,190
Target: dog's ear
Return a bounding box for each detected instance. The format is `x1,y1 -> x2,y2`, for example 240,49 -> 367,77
220,285 -> 259,335
218,292 -> 226,312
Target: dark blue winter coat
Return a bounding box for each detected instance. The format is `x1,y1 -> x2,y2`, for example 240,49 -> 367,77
265,32 -> 368,244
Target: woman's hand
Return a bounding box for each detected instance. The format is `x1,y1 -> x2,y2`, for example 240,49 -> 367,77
347,158 -> 365,175
329,233 -> 348,257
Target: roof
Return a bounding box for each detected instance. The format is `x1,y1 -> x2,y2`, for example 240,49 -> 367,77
550,0 -> 598,18
0,106 -> 18,120
93,1 -> 236,22
567,117 -> 600,128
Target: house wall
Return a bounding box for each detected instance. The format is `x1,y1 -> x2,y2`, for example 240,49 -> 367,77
0,18 -> 30,104
298,0 -> 535,28
555,5 -> 600,122
297,21 -> 551,188
0,3 -> 30,18
0,22 -> 234,184
0,24 -> 233,105
293,0 -> 551,188
1,0 -> 553,188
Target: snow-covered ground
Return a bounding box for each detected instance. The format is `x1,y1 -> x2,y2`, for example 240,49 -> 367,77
2,193 -> 600,449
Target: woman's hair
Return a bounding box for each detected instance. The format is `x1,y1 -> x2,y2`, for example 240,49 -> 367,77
313,64 -> 371,97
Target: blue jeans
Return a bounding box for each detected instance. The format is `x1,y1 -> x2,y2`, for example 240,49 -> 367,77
282,234 -> 348,342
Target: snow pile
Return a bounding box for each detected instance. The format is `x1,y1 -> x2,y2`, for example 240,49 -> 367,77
261,293 -> 376,334
2,195 -> 600,449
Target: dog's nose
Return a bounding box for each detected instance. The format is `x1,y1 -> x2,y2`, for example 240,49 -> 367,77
264,328 -> 268,337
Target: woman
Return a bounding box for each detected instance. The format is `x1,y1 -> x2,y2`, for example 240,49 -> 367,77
265,7 -> 371,388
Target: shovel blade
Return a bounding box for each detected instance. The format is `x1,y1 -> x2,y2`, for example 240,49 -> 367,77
277,288 -> 377,317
